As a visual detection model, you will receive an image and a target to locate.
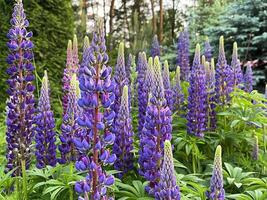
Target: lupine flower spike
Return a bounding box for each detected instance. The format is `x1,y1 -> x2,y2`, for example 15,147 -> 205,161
75,22 -> 116,200
205,59 -> 217,131
72,34 -> 79,73
139,56 -> 172,195
151,35 -> 160,58
244,64 -> 253,93
215,36 -> 233,105
206,145 -> 225,200
187,44 -> 208,137
81,36 -> 91,68
35,71 -> 57,168
59,74 -> 80,164
62,40 -> 73,115
113,86 -> 134,178
177,30 -> 190,81
252,135 -> 259,160
231,42 -> 243,88
137,52 -> 148,136
173,66 -> 184,114
204,36 -> 212,62
5,0 -> 35,175
162,60 -> 174,110
126,53 -> 133,85
155,140 -> 180,200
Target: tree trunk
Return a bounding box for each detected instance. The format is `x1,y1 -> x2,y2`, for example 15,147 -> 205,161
109,0 -> 115,49
159,0 -> 163,43
171,0 -> 175,39
150,0 -> 156,34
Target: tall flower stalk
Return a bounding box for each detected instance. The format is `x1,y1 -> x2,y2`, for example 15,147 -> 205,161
231,42 -> 243,88
187,44 -> 208,137
137,52 -> 148,136
126,53 -> 133,85
139,56 -> 172,195
35,71 -> 57,168
72,34 -> 79,72
5,0 -> 35,176
151,35 -> 160,58
206,145 -> 225,200
75,23 -> 116,200
162,60 -> 174,110
173,66 -> 184,114
177,30 -> 190,81
244,64 -> 253,93
215,36 -> 233,105
204,36 -> 212,62
155,140 -> 180,200
113,86 -> 134,178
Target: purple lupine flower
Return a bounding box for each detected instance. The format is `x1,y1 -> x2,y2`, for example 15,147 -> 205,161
215,36 -> 233,105
143,57 -> 155,111
137,52 -> 148,136
151,35 -> 160,58
81,36 -> 91,73
112,42 -> 127,120
72,34 -> 79,72
252,135 -> 259,160
187,44 -> 208,137
206,145 -> 225,200
35,71 -> 57,169
126,53 -> 133,85
139,56 -> 172,195
205,59 -> 217,131
5,0 -> 35,176
62,40 -> 73,116
83,36 -> 90,53
231,42 -> 243,88
75,23 -> 116,199
155,140 -> 180,200
177,30 -> 190,81
113,86 -> 134,178
172,66 -> 184,114
59,74 -> 80,164
244,64 -> 253,93
204,37 -> 212,62
162,60 -> 174,110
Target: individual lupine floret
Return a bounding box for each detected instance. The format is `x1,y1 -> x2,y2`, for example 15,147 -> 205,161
138,56 -> 172,195
215,36 -> 233,105
62,40 -> 73,116
155,140 -> 180,200
162,60 -> 174,110
206,145 -> 225,200
177,30 -> 190,81
187,44 -> 208,137
113,86 -> 134,178
5,0 -> 35,175
244,64 -> 253,93
231,42 -> 243,88
252,135 -> 259,160
172,66 -> 184,114
59,74 -> 80,164
205,59 -> 217,131
112,42 -> 127,120
137,52 -> 148,136
151,35 -> 160,58
75,23 -> 116,200
35,71 -> 57,168
204,37 -> 212,62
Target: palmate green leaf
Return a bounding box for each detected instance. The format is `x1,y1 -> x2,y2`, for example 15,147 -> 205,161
116,182 -> 139,196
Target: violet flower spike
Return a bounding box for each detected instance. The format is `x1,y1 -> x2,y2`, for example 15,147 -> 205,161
75,22 -> 116,200
5,0 -> 35,176
138,56 -> 172,195
162,60 -> 174,110
231,42 -> 243,88
215,36 -> 233,105
244,64 -> 253,93
113,86 -> 134,178
177,30 -> 190,81
35,71 -> 57,168
72,34 -> 79,72
126,53 -> 133,85
172,66 -> 184,114
137,52 -> 148,137
155,140 -> 180,200
204,36 -> 212,62
206,145 -> 225,200
151,35 -> 160,58
187,44 -> 208,137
